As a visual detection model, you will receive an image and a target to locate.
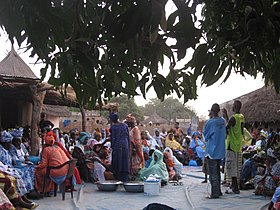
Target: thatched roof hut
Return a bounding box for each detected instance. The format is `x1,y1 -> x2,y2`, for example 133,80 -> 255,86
42,104 -> 71,117
44,85 -> 119,111
142,112 -> 169,125
0,47 -> 119,154
221,86 -> 280,123
0,47 -> 39,83
44,85 -> 79,107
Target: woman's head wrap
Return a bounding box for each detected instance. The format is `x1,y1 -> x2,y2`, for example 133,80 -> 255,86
1,131 -> 13,142
267,148 -> 277,159
94,132 -> 102,140
79,132 -> 91,144
87,138 -> 98,148
125,114 -> 136,123
45,134 -> 55,146
143,147 -> 149,154
10,128 -> 24,138
163,147 -> 174,157
167,131 -> 174,136
163,151 -> 174,167
46,131 -> 56,139
191,131 -> 200,138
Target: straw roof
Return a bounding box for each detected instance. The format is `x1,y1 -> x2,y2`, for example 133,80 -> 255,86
0,48 -> 39,83
44,86 -> 79,107
0,48 -> 118,110
221,86 -> 280,123
42,104 -> 72,117
142,112 -> 168,124
44,86 -> 119,111
102,102 -> 119,112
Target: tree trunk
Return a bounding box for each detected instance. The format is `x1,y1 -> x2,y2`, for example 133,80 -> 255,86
30,84 -> 46,156
80,106 -> 86,131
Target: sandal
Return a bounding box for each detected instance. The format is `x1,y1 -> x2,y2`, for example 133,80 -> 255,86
172,182 -> 183,186
225,189 -> 240,194
206,195 -> 219,199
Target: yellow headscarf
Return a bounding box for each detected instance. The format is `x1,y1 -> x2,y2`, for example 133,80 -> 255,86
165,133 -> 183,151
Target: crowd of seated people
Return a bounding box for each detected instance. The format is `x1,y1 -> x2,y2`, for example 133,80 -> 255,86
47,118 -> 200,186
6,114 -> 280,209
0,112 -> 205,208
229,125 -> 280,209
30,115 -> 280,209
0,129 -> 39,209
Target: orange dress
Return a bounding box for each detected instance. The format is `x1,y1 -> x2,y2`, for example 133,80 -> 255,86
130,126 -> 144,176
56,142 -> 82,185
35,145 -> 69,193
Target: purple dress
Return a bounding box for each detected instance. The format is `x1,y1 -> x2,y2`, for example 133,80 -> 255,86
110,123 -> 130,182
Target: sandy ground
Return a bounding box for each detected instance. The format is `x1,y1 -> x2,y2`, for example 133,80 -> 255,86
34,166 -> 272,210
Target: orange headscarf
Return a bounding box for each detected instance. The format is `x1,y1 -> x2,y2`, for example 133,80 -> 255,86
105,128 -> 110,133
94,132 -> 102,140
46,131 -> 56,139
45,135 -> 55,146
164,151 -> 175,167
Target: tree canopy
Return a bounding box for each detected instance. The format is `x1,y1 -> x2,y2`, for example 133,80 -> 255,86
0,0 -> 278,108
142,97 -> 196,122
107,95 -> 144,121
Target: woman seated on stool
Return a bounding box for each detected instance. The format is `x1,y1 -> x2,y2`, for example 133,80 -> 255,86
35,134 -> 69,195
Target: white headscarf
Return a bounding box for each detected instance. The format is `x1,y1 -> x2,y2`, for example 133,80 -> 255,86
267,148 -> 277,159
1,131 -> 13,142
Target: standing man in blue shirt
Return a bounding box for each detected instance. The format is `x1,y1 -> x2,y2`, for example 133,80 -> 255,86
203,103 -> 226,199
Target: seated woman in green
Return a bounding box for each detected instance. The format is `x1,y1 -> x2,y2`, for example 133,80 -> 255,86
138,150 -> 169,183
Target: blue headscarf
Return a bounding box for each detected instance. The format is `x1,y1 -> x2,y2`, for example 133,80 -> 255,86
10,128 -> 24,138
143,147 -> 149,154
79,132 -> 91,144
1,131 -> 13,142
191,131 -> 200,138
101,128 -> 106,134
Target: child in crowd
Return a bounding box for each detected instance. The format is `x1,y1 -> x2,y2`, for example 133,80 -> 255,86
145,149 -> 155,168
163,151 -> 177,181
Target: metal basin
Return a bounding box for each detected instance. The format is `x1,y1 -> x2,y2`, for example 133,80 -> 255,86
123,181 -> 144,193
97,181 -> 122,191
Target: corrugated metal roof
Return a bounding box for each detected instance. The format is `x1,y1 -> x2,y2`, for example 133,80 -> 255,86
0,47 -> 38,80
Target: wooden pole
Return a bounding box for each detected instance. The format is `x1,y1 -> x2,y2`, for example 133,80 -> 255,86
29,84 -> 46,155
80,105 -> 86,131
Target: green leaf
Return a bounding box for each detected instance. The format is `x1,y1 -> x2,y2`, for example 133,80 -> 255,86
166,11 -> 178,31
177,48 -> 186,61
153,78 -> 164,101
40,66 -> 47,82
202,54 -> 220,86
150,28 -> 158,44
150,0 -> 163,33
208,59 -> 228,86
160,9 -> 167,32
